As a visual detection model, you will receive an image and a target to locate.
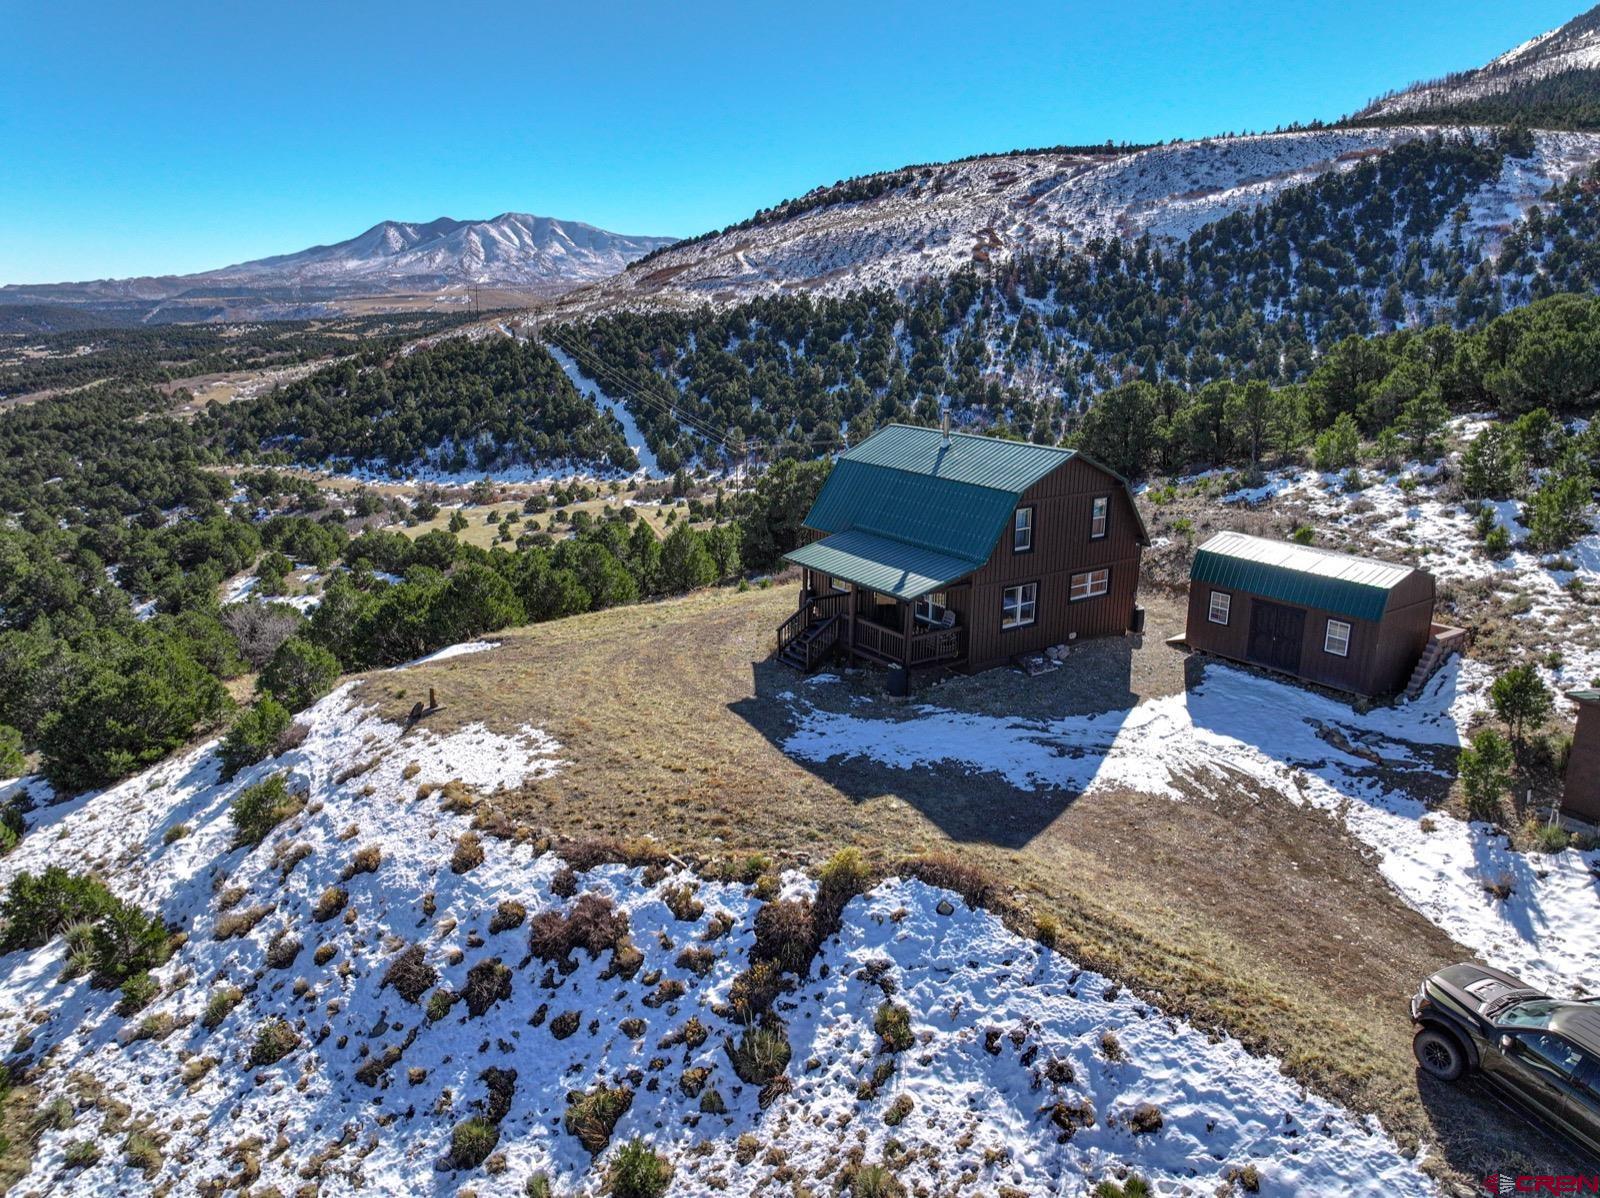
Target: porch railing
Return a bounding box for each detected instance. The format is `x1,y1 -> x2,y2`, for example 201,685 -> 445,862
776,605 -> 811,657
852,620 -> 906,662
811,591 -> 849,622
804,616 -> 841,670
781,590 -> 965,670
908,625 -> 964,666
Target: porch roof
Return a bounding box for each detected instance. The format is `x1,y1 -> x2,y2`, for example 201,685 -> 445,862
785,528 -> 977,601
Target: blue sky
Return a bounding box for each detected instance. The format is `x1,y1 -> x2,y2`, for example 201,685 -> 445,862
0,0 -> 1582,284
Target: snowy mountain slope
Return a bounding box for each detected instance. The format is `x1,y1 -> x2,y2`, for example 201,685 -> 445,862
0,673 -> 1433,1196
214,213 -> 676,292
0,214 -> 677,316
1359,5 -> 1600,120
570,128 -> 1600,310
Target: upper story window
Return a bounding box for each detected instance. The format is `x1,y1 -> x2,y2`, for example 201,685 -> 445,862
1013,506 -> 1034,553
1324,619 -> 1351,657
1208,591 -> 1231,625
1090,496 -> 1109,539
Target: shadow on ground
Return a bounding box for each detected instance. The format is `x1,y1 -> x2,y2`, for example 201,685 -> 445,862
1417,1070 -> 1600,1181
729,634 -> 1142,851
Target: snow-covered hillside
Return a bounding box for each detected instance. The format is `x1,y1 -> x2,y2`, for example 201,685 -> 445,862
1360,5 -> 1600,120
570,128 -> 1600,309
0,668 -> 1435,1196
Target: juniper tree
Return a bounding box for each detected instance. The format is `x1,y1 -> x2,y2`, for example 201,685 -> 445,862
1489,665 -> 1553,762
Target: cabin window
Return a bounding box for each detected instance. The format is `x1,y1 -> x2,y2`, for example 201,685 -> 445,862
1001,583 -> 1037,629
915,591 -> 948,625
1013,506 -> 1034,553
1324,619 -> 1351,657
1069,569 -> 1109,602
1090,496 -> 1109,539
1208,590 -> 1231,625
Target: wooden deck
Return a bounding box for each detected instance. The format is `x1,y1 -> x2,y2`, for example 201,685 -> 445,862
776,590 -> 965,672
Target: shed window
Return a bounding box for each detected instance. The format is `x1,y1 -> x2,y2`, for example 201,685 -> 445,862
1002,583 -> 1037,629
1208,591 -> 1231,625
1324,619 -> 1351,657
916,591 -> 949,626
1090,496 -> 1109,539
1070,569 -> 1109,601
1013,507 -> 1034,553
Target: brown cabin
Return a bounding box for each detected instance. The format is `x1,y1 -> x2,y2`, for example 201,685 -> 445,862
1181,532 -> 1442,697
777,423 -> 1148,676
1561,690 -> 1600,825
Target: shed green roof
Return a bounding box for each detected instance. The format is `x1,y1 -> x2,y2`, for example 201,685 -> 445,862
1192,531 -> 1415,622
785,529 -> 978,600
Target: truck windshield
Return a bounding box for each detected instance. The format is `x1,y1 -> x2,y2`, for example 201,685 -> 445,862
1497,999 -> 1562,1029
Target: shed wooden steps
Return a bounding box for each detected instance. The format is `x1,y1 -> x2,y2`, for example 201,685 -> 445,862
1404,623 -> 1470,700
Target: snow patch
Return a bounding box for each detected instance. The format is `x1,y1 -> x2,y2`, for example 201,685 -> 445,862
783,660 -> 1599,997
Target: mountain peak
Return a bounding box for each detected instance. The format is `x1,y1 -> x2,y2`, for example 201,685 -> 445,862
1358,5 -> 1600,120
0,213 -> 678,317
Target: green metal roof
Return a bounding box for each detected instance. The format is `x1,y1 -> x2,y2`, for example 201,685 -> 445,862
1569,689 -> 1600,705
802,424 -> 1089,566
1192,531 -> 1415,622
803,459 -> 1020,562
841,423 -> 1077,492
790,423 -> 1148,598
785,529 -> 977,600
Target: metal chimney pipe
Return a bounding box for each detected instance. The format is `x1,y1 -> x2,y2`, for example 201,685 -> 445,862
941,408 -> 951,447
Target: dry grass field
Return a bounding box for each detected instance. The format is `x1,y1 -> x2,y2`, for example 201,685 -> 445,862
398,496 -> 681,548
357,583 -> 1590,1188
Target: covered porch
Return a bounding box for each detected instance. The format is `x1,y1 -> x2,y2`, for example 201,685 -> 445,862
777,528 -> 971,673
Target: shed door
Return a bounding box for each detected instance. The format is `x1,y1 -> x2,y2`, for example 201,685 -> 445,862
1247,600 -> 1305,674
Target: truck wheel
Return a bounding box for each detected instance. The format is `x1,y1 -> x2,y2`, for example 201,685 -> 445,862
1413,1027 -> 1467,1081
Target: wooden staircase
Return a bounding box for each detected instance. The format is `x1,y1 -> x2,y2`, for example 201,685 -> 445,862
778,615 -> 840,673
1404,623 -> 1470,700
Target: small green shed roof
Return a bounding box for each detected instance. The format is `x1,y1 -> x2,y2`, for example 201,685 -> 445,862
1569,689 -> 1600,705
1192,531 -> 1415,623
786,529 -> 977,601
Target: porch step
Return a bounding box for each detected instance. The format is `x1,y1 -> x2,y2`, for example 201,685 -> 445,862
1404,624 -> 1470,700
777,615 -> 839,673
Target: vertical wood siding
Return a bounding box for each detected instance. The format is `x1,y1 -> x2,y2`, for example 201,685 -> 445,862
959,458 -> 1144,671
1184,566 -> 1435,697
1563,703 -> 1600,822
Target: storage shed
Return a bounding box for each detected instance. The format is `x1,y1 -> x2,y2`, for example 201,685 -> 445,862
1561,690 -> 1600,825
1182,532 -> 1437,697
